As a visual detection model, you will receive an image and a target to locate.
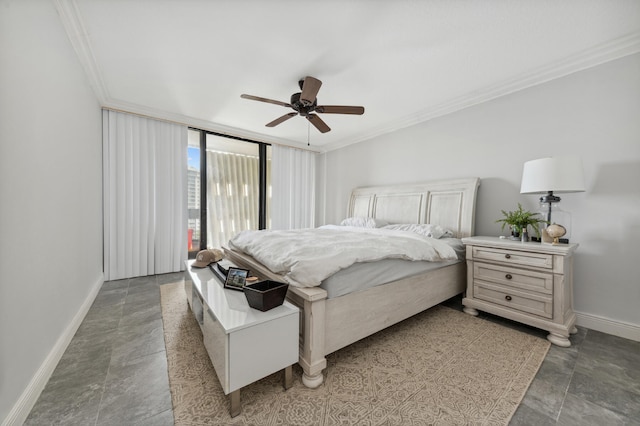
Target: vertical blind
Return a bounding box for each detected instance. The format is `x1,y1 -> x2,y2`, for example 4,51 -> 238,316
206,150 -> 260,248
271,145 -> 316,230
103,110 -> 187,280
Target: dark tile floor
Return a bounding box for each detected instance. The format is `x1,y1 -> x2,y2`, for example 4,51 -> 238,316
25,274 -> 640,425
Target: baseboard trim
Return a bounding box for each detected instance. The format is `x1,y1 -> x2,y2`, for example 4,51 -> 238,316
575,311 -> 640,342
1,274 -> 104,426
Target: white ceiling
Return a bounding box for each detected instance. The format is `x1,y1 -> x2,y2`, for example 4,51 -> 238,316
57,0 -> 640,151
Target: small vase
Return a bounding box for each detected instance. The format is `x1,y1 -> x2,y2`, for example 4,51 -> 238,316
510,226 -> 520,240
521,228 -> 529,242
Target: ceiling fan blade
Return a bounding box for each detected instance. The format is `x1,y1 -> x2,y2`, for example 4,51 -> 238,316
241,94 -> 291,108
300,76 -> 322,106
266,112 -> 297,127
315,105 -> 365,115
306,114 -> 331,133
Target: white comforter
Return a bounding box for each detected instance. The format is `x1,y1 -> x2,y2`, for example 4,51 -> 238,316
228,225 -> 458,288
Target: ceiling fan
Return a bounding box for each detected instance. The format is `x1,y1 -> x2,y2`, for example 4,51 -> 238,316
240,76 -> 365,133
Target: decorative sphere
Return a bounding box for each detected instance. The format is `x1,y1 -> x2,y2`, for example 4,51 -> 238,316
546,224 -> 567,238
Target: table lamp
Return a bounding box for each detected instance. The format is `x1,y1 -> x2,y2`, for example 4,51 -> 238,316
520,157 -> 585,243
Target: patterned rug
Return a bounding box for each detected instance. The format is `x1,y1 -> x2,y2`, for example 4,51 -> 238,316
160,282 -> 549,425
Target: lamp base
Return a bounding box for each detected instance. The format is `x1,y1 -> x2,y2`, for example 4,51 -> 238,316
531,236 -> 570,244
538,198 -> 572,243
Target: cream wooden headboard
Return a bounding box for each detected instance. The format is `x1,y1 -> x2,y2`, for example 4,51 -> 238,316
347,178 -> 480,238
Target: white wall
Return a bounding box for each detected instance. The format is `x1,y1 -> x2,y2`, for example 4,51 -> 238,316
323,53 -> 640,336
0,1 -> 103,423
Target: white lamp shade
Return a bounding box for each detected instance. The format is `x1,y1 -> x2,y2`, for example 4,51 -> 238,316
520,157 -> 586,194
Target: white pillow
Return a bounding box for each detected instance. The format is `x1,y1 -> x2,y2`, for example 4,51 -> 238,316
340,216 -> 389,228
383,224 -> 453,239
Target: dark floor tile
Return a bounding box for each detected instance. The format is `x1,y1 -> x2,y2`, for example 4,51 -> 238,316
96,350 -> 172,425
510,402 -> 557,425
119,308 -> 162,330
543,343 -> 580,372
568,326 -> 588,347
518,374 -> 567,420
129,275 -> 158,288
100,278 -> 130,291
557,393 -> 639,426
584,329 -> 640,355
568,370 -> 640,419
119,291 -> 162,327
574,349 -> 640,396
36,273 -> 640,426
47,330 -> 115,388
73,305 -> 123,342
110,318 -> 166,367
579,330 -> 640,374
127,282 -> 161,298
125,286 -> 161,305
156,271 -> 185,285
79,301 -> 124,324
531,356 -> 574,390
25,381 -> 103,426
91,287 -> 128,308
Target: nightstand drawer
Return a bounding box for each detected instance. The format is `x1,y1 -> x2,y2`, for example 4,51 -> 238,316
472,246 -> 553,269
473,262 -> 553,294
474,281 -> 553,319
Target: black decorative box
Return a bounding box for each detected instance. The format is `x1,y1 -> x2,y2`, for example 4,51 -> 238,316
243,280 -> 288,311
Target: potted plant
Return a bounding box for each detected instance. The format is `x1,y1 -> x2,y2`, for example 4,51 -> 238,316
496,203 -> 547,241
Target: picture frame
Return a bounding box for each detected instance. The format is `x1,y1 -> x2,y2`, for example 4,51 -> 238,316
224,267 -> 250,291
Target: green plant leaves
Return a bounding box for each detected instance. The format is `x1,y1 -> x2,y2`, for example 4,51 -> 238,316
495,203 -> 547,236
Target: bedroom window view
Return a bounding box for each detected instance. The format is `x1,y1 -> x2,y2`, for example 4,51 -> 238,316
187,129 -> 202,255
187,129 -> 271,255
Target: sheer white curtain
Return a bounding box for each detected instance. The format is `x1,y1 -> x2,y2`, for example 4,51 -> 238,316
271,145 -> 316,230
103,110 -> 187,280
206,150 -> 260,248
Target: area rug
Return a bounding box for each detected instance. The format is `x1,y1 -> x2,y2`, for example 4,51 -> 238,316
160,282 -> 549,425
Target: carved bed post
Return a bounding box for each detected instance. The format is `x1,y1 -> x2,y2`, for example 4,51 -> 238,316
287,286 -> 327,388
223,247 -> 329,388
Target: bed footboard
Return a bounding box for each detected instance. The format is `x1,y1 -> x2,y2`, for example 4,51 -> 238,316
324,262 -> 466,355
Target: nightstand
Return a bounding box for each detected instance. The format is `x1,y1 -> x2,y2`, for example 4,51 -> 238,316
461,236 -> 578,347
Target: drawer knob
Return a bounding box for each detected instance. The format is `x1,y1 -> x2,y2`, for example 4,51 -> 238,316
505,254 -> 511,259
505,295 -> 512,301
505,274 -> 513,280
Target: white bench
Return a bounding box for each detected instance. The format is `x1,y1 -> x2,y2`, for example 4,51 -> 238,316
184,260 -> 299,417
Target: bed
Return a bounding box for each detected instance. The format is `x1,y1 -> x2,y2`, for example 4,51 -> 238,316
224,177 -> 480,388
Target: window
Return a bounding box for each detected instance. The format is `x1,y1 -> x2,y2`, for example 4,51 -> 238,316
187,128 -> 270,256
187,130 -> 202,253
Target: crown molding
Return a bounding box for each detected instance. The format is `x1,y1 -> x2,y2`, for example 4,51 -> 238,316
324,32 -> 640,152
102,99 -> 322,153
55,0 -> 319,152
55,0 -> 639,154
54,0 -> 109,103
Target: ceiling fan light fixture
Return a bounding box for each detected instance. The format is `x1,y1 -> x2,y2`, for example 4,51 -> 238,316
240,76 -> 364,133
